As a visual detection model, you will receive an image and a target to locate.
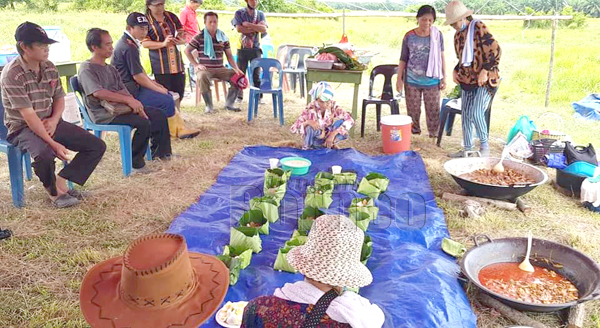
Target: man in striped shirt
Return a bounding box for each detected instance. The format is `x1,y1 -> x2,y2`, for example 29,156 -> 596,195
184,12 -> 243,113
0,22 -> 106,208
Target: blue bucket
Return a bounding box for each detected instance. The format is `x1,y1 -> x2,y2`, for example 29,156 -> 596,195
563,161 -> 599,178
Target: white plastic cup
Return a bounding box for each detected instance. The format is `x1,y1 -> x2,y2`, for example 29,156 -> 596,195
331,165 -> 342,174
269,158 -> 279,169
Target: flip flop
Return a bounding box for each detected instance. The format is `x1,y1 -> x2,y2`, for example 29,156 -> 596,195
52,193 -> 80,208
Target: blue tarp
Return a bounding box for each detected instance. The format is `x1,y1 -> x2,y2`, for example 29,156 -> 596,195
573,94 -> 600,121
167,146 -> 477,328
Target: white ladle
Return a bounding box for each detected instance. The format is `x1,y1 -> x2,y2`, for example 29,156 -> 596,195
493,147 -> 509,173
518,231 -> 535,273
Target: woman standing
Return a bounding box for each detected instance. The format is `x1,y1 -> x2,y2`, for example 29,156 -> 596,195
396,5 -> 446,139
143,0 -> 199,138
143,0 -> 187,98
445,0 -> 501,157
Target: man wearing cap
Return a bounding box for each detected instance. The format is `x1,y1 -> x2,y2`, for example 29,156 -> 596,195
111,13 -> 200,139
232,0 -> 268,105
0,22 -> 106,208
184,11 -> 245,113
78,28 -> 172,174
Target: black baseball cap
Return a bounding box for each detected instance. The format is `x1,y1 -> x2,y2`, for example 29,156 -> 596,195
15,21 -> 57,44
126,12 -> 149,27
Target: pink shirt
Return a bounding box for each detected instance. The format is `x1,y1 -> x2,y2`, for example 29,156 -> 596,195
179,5 -> 199,43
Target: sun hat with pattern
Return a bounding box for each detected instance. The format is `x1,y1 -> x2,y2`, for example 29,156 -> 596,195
444,0 -> 474,25
287,214 -> 373,288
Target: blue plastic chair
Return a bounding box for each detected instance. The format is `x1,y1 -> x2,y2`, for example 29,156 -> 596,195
261,43 -> 275,58
1,94 -> 71,207
247,58 -> 284,126
69,76 -> 151,177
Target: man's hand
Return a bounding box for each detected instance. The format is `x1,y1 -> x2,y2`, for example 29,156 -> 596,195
194,64 -> 207,72
478,69 -> 489,87
127,98 -> 145,117
42,117 -> 59,137
162,35 -> 175,47
50,141 -> 70,161
440,78 -> 447,90
233,67 -> 244,76
174,35 -> 186,46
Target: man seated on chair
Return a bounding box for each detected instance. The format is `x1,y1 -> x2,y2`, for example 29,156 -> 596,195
78,28 -> 172,174
290,82 -> 354,150
111,13 -> 199,139
0,22 -> 106,208
184,11 -> 244,113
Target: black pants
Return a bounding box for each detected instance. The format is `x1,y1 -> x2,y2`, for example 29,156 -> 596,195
155,72 -> 186,100
109,107 -> 171,169
237,48 -> 262,100
8,120 -> 106,196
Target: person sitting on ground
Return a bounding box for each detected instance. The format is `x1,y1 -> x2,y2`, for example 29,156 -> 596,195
78,28 -> 172,174
111,12 -> 199,139
1,22 -> 106,208
290,82 -> 354,150
184,11 -> 244,113
241,215 -> 385,328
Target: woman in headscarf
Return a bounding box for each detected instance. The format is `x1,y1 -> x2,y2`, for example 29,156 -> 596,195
290,82 -> 354,150
445,0 -> 501,157
396,5 -> 446,138
241,215 -> 385,328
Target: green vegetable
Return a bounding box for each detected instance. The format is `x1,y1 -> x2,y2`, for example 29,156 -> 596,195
229,227 -> 262,253
238,210 -> 270,235
316,46 -> 367,71
250,196 -> 280,223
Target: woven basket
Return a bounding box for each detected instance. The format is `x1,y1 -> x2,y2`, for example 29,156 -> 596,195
530,138 -> 564,164
532,112 -> 567,141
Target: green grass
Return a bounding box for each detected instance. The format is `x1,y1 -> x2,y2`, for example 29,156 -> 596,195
1,8 -> 600,328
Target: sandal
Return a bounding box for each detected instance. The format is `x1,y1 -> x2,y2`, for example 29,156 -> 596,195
52,193 -> 80,208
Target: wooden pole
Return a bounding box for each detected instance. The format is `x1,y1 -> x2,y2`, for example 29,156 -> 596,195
442,192 -> 518,211
478,293 -> 550,328
545,14 -> 558,108
343,9 -> 346,35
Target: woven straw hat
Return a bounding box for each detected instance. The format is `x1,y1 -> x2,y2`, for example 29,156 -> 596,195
287,215 -> 373,288
79,233 -> 229,328
444,1 -> 474,25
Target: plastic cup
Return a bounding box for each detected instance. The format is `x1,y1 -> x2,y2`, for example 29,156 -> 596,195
331,165 -> 342,174
269,158 -> 279,169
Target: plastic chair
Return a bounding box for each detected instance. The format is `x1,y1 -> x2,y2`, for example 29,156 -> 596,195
195,77 -> 228,106
70,76 -> 151,177
1,94 -> 71,207
282,47 -> 312,98
361,64 -> 401,138
436,87 -> 499,147
261,43 -> 275,58
247,58 -> 284,126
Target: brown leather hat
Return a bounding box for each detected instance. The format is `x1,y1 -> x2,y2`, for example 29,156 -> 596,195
79,233 -> 229,327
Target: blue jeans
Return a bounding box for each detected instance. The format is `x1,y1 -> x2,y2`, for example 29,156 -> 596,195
134,87 -> 176,118
303,120 -> 347,149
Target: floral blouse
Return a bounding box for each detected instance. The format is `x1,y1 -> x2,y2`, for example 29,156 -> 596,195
290,101 -> 354,137
241,296 -> 351,328
453,20 -> 501,88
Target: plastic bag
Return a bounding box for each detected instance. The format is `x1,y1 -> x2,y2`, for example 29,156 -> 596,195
507,115 -> 537,143
504,132 -> 533,161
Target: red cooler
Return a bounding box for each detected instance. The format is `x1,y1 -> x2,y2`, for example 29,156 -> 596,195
381,115 -> 413,154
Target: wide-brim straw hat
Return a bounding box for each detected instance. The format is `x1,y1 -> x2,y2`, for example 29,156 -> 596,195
79,233 -> 229,328
287,215 -> 373,288
444,0 -> 474,26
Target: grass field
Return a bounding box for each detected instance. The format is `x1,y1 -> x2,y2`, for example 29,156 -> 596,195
1,7 -> 600,328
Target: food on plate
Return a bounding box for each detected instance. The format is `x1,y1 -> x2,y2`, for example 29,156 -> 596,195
284,159 -> 309,168
460,168 -> 535,186
479,262 -> 579,304
245,222 -> 262,228
217,301 -> 248,326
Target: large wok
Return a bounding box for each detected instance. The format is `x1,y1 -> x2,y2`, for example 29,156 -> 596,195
461,235 -> 600,312
444,157 -> 548,201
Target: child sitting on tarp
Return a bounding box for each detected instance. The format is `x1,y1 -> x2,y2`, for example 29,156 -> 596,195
290,81 -> 354,150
